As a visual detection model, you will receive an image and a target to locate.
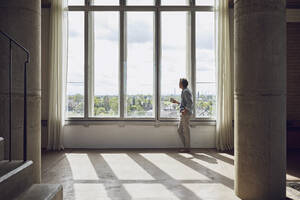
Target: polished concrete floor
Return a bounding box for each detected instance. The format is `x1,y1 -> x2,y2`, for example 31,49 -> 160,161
42,149 -> 300,200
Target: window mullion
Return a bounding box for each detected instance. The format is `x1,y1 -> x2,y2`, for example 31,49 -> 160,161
87,11 -> 95,117
155,0 -> 161,121
191,7 -> 196,119
119,0 -> 126,119
84,10 -> 89,119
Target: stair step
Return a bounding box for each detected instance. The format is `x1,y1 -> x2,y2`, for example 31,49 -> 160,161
16,184 -> 63,200
0,137 -> 4,161
0,160 -> 34,200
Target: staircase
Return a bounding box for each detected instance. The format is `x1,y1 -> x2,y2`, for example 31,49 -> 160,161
0,137 -> 63,200
0,30 -> 63,199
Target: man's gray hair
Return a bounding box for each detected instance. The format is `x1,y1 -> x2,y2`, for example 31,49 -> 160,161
180,78 -> 188,88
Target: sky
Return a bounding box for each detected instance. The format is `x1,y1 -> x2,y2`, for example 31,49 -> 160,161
67,10 -> 215,96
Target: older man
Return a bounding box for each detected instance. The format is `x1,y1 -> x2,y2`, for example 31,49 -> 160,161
171,78 -> 193,153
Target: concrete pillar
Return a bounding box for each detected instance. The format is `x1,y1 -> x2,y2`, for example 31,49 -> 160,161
0,0 -> 41,183
234,0 -> 286,199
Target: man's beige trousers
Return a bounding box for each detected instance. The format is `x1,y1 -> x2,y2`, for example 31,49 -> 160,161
177,114 -> 191,148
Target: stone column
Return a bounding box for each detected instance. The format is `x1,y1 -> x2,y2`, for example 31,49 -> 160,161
0,0 -> 41,183
234,0 -> 286,199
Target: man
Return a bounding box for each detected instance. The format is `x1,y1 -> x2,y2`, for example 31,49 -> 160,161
171,78 -> 193,153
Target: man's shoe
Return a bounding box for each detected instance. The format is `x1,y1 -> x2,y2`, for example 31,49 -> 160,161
179,149 -> 190,153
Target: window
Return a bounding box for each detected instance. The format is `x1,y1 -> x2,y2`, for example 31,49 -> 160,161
92,12 -> 120,117
67,12 -> 85,117
126,12 -> 155,118
160,12 -> 188,118
127,0 -> 154,5
196,0 -> 214,6
91,0 -> 119,5
161,0 -> 189,6
67,2 -> 216,121
196,12 -> 216,118
68,0 -> 84,6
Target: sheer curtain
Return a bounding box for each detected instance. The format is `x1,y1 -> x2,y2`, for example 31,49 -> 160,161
216,0 -> 234,151
47,0 -> 68,150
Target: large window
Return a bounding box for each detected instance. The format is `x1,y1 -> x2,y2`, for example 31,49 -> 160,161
126,12 -> 154,118
67,12 -> 85,117
66,1 -> 216,121
196,12 -> 215,118
92,12 -> 120,117
160,12 -> 188,118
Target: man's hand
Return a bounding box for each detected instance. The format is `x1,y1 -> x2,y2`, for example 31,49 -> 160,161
181,109 -> 188,115
170,98 -> 179,104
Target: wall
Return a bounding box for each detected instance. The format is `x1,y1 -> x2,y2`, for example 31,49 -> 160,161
0,0 -> 42,182
63,123 -> 216,148
287,16 -> 300,149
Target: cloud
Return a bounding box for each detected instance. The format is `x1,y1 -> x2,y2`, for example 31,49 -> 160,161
95,23 -> 119,41
127,21 -> 153,43
66,12 -> 216,95
69,30 -> 80,38
196,32 -> 214,50
196,12 -> 215,50
93,12 -> 154,44
93,12 -> 119,41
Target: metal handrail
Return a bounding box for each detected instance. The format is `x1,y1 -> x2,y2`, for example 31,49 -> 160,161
0,30 -> 30,162
0,30 -> 30,56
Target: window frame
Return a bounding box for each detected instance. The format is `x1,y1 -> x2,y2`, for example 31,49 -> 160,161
66,0 -> 216,122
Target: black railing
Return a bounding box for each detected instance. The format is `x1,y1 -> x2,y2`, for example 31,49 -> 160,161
0,30 -> 30,162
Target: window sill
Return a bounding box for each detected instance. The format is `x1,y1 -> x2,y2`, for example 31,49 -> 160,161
64,118 -> 216,127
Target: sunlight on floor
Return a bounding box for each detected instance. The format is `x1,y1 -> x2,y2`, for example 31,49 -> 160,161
287,173 -> 300,181
287,186 -> 300,200
66,153 -> 99,180
179,153 -> 234,180
141,153 -> 210,180
43,151 -> 300,200
102,153 -> 154,180
219,153 -> 234,160
183,183 -> 240,200
123,183 -> 180,200
74,184 -> 110,200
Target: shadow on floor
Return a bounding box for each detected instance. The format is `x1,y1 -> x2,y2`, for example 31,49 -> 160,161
188,153 -> 218,164
41,149 -> 300,200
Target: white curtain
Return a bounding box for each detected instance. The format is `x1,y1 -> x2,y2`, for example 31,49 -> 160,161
47,0 -> 68,150
216,0 -> 234,151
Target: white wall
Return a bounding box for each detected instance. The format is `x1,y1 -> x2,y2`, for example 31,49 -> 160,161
63,124 -> 216,148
